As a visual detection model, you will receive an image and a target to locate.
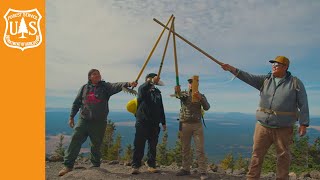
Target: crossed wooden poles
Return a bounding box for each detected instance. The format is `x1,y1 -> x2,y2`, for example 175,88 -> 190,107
126,14 -> 224,96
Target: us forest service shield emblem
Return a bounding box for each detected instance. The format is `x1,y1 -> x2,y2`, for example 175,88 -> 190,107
3,8 -> 43,51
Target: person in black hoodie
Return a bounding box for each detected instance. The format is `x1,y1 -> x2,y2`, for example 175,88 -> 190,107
131,73 -> 166,174
58,69 -> 137,176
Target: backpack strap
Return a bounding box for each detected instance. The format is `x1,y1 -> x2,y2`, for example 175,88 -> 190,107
79,84 -> 88,105
292,76 -> 300,92
201,114 -> 207,128
260,73 -> 272,93
200,106 -> 207,128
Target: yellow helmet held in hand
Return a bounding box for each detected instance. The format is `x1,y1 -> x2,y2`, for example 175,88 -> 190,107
126,98 -> 138,115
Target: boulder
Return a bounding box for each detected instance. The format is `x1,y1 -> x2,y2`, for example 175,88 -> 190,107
289,172 -> 297,180
233,168 -> 246,176
209,164 -> 218,172
48,154 -> 63,162
310,170 -> 320,179
225,168 -> 233,175
108,160 -> 119,165
299,172 -> 310,179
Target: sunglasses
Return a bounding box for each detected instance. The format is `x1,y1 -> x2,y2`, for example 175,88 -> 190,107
272,62 -> 285,67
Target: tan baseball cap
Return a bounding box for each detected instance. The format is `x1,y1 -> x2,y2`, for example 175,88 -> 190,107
269,56 -> 290,66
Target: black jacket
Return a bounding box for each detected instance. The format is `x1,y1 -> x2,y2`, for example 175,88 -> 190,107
135,81 -> 166,127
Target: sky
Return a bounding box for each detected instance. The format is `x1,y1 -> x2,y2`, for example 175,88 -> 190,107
46,0 -> 320,116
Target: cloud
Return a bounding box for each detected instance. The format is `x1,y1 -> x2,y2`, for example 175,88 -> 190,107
46,0 -> 320,116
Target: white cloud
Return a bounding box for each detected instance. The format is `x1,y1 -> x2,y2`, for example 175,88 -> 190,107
46,0 -> 320,116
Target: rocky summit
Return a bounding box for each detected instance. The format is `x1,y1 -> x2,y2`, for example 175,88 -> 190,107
45,160 -> 320,180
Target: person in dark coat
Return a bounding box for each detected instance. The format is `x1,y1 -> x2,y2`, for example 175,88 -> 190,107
131,73 -> 166,174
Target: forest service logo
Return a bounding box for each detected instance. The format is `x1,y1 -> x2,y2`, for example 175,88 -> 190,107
3,8 -> 42,51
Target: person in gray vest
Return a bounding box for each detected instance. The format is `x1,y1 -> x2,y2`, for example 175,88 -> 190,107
58,69 -> 137,176
174,77 -> 210,180
221,56 -> 309,180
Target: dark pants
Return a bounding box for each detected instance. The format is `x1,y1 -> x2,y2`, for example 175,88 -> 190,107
132,126 -> 160,168
63,118 -> 107,168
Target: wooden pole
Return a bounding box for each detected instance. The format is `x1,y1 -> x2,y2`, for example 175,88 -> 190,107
153,18 -> 224,66
172,18 -> 180,87
134,15 -> 174,82
157,17 -> 175,77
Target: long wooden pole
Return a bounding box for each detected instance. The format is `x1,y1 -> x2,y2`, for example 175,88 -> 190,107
157,17 -> 175,77
134,15 -> 174,82
172,18 -> 180,86
153,18 -> 224,66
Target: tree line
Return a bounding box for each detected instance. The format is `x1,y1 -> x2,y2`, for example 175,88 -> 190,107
54,120 -> 320,175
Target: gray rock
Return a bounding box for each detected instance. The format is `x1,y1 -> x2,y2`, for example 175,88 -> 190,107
108,160 -> 119,165
170,162 -> 177,167
191,169 -> 198,174
60,168 -> 110,180
298,177 -> 311,180
217,167 -> 226,174
310,170 -> 320,179
225,168 -> 233,175
289,172 -> 297,180
300,172 -> 311,178
233,168 -> 246,176
209,164 -> 218,172
101,160 -> 108,163
48,154 -> 63,162
262,172 -> 276,179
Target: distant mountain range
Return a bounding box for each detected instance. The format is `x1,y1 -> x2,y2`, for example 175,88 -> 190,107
46,108 -> 320,162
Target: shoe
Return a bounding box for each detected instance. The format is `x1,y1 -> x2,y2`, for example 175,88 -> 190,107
200,173 -> 209,180
147,167 -> 159,173
58,167 -> 72,176
131,168 -> 140,175
176,169 -> 191,176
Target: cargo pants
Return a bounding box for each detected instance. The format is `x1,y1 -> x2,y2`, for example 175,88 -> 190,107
180,122 -> 207,173
63,118 -> 107,168
247,123 -> 294,180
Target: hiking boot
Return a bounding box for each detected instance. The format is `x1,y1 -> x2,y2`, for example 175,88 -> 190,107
147,167 -> 159,173
176,169 -> 191,176
131,168 -> 140,175
200,173 -> 209,180
58,167 -> 72,176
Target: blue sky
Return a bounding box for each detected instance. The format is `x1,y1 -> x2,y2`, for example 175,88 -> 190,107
46,0 -> 320,116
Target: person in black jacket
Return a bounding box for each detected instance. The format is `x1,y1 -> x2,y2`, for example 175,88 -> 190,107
58,69 -> 137,176
131,73 -> 166,174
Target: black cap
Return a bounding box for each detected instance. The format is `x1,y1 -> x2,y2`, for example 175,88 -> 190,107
188,78 -> 193,84
145,73 -> 157,80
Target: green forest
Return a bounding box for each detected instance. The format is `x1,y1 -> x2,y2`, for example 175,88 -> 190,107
54,120 -> 320,175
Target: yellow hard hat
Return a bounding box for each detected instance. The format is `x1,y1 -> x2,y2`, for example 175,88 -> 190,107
126,98 -> 138,114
